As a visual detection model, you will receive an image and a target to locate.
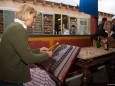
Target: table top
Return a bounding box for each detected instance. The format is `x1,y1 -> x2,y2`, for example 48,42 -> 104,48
78,46 -> 115,60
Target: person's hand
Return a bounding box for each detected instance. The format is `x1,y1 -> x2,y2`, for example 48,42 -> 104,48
40,47 -> 49,53
40,47 -> 53,58
46,50 -> 53,58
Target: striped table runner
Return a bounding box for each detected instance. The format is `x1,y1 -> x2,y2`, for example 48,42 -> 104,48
24,64 -> 56,86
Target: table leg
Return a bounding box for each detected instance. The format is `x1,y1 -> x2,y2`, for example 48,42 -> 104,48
81,66 -> 90,86
105,59 -> 115,84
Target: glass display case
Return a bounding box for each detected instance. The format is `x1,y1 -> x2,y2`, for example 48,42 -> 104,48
0,10 -> 3,32
43,14 -> 54,34
32,13 -> 42,34
0,10 -> 90,36
27,13 -> 42,34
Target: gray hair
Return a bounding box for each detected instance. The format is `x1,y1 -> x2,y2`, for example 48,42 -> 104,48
15,4 -> 37,21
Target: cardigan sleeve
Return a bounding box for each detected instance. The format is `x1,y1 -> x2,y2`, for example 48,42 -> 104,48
32,48 -> 40,54
7,25 -> 49,64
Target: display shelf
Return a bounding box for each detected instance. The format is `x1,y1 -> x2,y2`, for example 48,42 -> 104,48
28,13 -> 42,33
43,14 -> 53,34
0,10 -> 4,32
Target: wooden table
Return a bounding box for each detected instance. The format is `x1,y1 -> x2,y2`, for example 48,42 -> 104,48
76,47 -> 115,86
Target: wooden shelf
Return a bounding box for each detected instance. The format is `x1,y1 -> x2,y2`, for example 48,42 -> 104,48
43,14 -> 53,34
0,10 -> 4,32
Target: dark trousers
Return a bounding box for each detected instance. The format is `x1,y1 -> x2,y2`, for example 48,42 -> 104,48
0,81 -> 24,86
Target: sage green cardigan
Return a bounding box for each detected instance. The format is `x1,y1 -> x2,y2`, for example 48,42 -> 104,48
0,22 -> 48,83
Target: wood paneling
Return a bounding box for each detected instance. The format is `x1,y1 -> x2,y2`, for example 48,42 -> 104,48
28,36 -> 92,48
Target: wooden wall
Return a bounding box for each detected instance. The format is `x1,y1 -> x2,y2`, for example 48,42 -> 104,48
28,35 -> 92,49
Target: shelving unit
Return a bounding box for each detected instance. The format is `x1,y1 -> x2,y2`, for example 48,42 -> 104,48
0,10 -> 4,32
27,13 -> 42,34
32,13 -> 42,33
43,14 -> 53,34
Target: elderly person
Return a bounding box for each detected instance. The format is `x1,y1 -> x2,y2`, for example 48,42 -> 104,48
91,20 -> 115,47
92,21 -> 115,39
103,20 -> 115,38
0,4 -> 56,86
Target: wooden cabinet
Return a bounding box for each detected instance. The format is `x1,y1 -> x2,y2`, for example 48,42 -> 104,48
28,14 -> 54,35
0,10 -> 4,32
27,13 -> 42,34
43,14 -> 53,34
32,13 -> 42,33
